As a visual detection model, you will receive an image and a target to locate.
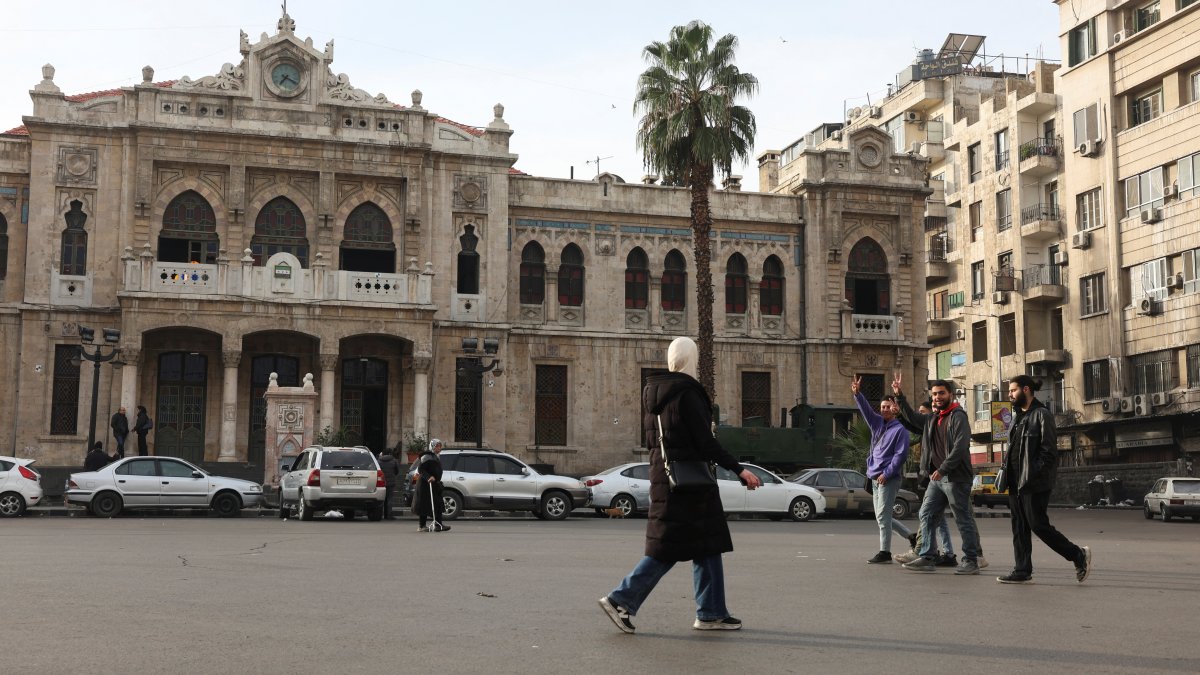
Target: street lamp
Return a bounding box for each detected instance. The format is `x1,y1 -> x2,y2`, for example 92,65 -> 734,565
77,326 -> 121,456
456,337 -> 501,449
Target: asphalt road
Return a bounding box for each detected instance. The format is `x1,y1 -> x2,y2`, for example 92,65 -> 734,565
4,510 -> 1197,674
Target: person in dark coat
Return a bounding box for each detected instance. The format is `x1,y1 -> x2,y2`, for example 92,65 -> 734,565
599,337 -> 761,634
110,406 -> 129,459
377,448 -> 401,520
84,442 -> 114,471
133,406 -> 152,456
412,438 -> 449,532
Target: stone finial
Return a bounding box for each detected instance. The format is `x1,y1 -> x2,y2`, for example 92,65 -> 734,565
410,89 -> 423,110
642,174 -> 659,185
35,63 -> 60,93
324,40 -> 335,63
42,63 -> 55,82
268,372 -> 279,390
240,30 -> 251,55
303,373 -> 314,391
142,66 -> 154,83
278,12 -> 295,34
488,102 -> 510,131
493,103 -> 504,120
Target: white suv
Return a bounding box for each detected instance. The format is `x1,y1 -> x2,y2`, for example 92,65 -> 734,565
279,446 -> 385,521
404,449 -> 590,520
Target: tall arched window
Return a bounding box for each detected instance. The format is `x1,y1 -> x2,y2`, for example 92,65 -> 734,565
0,212 -> 8,281
761,255 -> 784,316
159,190 -> 218,264
725,253 -> 748,314
60,200 -> 88,276
845,237 -> 890,315
339,202 -> 394,273
661,249 -> 687,311
251,197 -> 308,267
519,242 -> 545,304
457,225 -> 480,294
624,247 -> 649,309
558,243 -> 585,307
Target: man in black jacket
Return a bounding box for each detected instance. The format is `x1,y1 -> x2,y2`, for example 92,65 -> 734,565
110,407 -> 129,459
997,375 -> 1092,584
377,448 -> 401,520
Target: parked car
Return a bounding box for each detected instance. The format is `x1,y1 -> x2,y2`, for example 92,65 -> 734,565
787,468 -> 918,519
279,446 -> 386,521
583,463 -> 651,516
0,455 -> 44,517
403,449 -> 590,520
971,471 -> 1007,508
718,463 -> 825,521
66,456 -> 263,517
1143,477 -> 1200,522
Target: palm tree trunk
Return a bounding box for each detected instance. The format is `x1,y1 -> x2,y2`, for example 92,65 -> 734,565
689,166 -> 716,399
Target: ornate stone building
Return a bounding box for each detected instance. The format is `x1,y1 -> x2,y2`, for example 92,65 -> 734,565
0,14 -> 929,475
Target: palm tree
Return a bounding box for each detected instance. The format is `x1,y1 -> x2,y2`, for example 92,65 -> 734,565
830,419 -> 873,471
634,21 -> 758,397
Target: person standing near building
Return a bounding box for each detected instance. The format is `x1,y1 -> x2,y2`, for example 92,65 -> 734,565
997,375 -> 1092,584
377,447 -> 401,520
413,438 -> 449,532
110,406 -> 129,459
893,373 -> 985,575
133,405 -> 153,456
599,337 -> 762,634
850,376 -> 916,564
895,400 -> 958,567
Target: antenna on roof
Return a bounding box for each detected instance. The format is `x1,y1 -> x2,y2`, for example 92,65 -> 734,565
585,155 -> 613,177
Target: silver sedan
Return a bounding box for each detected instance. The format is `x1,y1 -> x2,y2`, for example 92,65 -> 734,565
66,456 -> 263,517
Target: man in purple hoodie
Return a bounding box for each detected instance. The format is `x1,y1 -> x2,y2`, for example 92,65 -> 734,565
852,376 -> 916,564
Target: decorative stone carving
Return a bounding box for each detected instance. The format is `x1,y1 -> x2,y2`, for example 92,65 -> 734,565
325,70 -> 389,104
240,30 -> 251,55
319,354 -> 339,371
453,175 -> 487,210
142,66 -> 154,83
35,63 -> 60,93
57,147 -> 98,186
178,62 -> 246,91
278,12 -> 296,34
595,234 -> 615,256
858,143 -> 881,168
663,311 -> 684,328
411,90 -> 423,110
222,350 -> 241,368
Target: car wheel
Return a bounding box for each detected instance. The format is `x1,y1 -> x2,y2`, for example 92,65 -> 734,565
278,497 -> 289,519
788,497 -> 815,522
342,509 -> 356,521
366,506 -> 383,522
211,492 -> 241,518
440,491 -> 462,520
298,498 -> 314,521
892,499 -> 911,520
1144,503 -> 1153,520
611,494 -> 637,517
540,490 -> 572,521
973,497 -> 983,508
1161,505 -> 1172,522
0,491 -> 26,517
91,491 -> 123,518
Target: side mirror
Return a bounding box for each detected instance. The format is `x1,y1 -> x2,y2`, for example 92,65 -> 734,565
521,467 -> 530,476
191,471 -> 204,479
281,464 -> 291,473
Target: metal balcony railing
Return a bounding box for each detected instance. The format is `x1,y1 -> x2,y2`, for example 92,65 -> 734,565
994,269 -> 1018,292
995,150 -> 1011,171
1018,137 -> 1061,161
1020,203 -> 1063,225
1022,263 -> 1065,289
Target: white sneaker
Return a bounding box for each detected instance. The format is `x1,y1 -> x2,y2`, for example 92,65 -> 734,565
978,555 -> 989,569
893,549 -> 920,564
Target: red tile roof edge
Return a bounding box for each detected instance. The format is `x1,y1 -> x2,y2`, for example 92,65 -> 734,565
65,80 -> 177,103
2,125 -> 29,136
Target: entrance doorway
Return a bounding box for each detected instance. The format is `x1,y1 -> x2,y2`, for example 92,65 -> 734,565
342,357 -> 387,453
248,355 -> 299,465
155,352 -> 207,462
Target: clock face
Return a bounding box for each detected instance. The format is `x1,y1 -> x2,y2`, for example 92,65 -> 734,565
271,63 -> 301,92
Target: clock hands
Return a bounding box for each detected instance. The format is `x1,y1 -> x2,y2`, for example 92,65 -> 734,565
279,73 -> 296,85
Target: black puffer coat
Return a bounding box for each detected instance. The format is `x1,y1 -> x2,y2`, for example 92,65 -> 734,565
643,372 -> 744,562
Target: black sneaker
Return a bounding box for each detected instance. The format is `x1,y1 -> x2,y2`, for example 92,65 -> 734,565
868,551 -> 892,564
997,572 -> 1033,584
908,533 -> 918,550
694,616 -> 742,630
1075,546 -> 1092,584
599,596 -> 636,634
433,523 -> 451,532
934,553 -> 959,568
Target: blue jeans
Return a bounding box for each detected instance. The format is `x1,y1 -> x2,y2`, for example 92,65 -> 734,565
928,513 -> 955,556
609,554 -> 729,621
873,477 -> 910,552
917,478 -> 981,560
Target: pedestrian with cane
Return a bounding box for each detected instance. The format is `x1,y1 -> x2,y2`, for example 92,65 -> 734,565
413,438 -> 449,533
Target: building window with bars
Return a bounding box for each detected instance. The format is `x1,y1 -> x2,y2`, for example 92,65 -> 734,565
1187,345 -> 1200,389
856,373 -> 885,407
624,248 -> 649,309
519,241 -> 545,305
661,250 -> 687,312
454,357 -> 481,443
760,255 -> 784,316
557,243 -> 584,307
1083,360 -> 1111,401
535,365 -> 568,445
1131,349 -> 1175,394
725,253 -> 748,314
60,200 -> 88,276
50,344 -> 82,435
741,371 -> 772,426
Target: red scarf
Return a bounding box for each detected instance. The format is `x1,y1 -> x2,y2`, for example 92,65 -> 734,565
936,401 -> 960,424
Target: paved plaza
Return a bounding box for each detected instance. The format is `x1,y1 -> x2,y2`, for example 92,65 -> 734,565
4,510 -> 1197,674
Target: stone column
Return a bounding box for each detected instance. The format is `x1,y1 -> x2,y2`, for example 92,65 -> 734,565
119,348 -> 140,417
412,349 -> 432,437
318,353 -> 338,433
218,350 -> 241,461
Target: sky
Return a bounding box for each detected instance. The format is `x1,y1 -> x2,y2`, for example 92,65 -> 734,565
0,1 -> 1062,192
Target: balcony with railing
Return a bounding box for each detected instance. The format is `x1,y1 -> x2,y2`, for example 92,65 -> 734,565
843,313 -> 900,341
927,296 -> 954,341
1021,263 -> 1066,305
925,235 -> 950,280
1020,203 -> 1063,241
120,244 -> 435,308
1018,137 -> 1061,177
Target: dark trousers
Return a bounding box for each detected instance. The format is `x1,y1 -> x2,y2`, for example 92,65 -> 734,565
113,433 -> 127,459
136,433 -> 148,456
1009,490 -> 1083,575
383,485 -> 396,519
418,482 -> 443,528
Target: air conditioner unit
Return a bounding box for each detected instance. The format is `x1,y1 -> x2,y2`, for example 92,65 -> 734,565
1071,231 -> 1091,249
1133,394 -> 1150,416
1077,140 -> 1100,157
1100,397 -> 1121,414
1052,251 -> 1069,266
982,389 -> 1002,403
991,290 -> 1010,305
1137,297 -> 1161,316
868,106 -> 882,118
1140,208 -> 1162,224
1163,183 -> 1178,200
1119,397 -> 1134,413
1112,30 -> 1126,45
1151,392 -> 1168,407
904,111 -> 922,122
1029,365 -> 1050,377
954,329 -> 966,340
830,129 -> 843,140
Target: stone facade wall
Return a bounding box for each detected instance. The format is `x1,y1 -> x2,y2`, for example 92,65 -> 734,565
1052,461 -> 1182,505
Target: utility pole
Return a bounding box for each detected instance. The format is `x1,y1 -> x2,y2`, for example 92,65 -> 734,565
585,155 -> 613,177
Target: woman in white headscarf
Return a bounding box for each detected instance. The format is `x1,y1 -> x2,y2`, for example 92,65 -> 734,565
412,438 -> 450,532
599,337 -> 761,634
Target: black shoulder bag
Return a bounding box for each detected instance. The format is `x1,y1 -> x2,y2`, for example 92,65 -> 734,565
658,414 -> 716,492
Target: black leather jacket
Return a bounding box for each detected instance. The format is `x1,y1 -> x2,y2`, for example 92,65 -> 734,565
1005,398 -> 1057,494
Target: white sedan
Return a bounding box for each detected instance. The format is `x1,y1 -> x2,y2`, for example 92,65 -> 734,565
66,456 -> 263,518
583,461 -> 825,521
0,455 -> 44,517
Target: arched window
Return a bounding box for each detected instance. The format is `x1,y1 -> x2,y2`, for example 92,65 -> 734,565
661,250 -> 687,312
60,200 -> 88,276
725,253 -> 748,314
519,242 -> 545,304
251,197 -> 308,267
339,202 -> 394,273
761,255 -> 784,316
457,225 -> 480,294
159,190 -> 218,264
624,247 -> 649,309
0,212 -> 8,281
845,238 -> 890,315
558,243 -> 585,307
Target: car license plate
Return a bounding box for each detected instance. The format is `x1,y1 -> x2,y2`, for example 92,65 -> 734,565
337,478 -> 361,486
